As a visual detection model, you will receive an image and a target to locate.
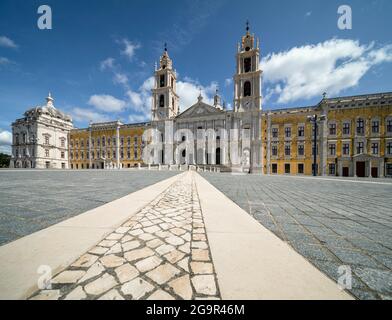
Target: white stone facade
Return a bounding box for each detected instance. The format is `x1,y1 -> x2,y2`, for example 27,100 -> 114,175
10,94 -> 73,169
149,28 -> 263,173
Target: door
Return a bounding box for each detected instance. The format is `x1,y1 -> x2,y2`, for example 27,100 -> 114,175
215,148 -> 221,165
371,167 -> 378,178
342,167 -> 349,177
356,162 -> 365,177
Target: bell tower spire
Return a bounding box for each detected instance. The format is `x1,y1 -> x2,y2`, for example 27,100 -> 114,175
233,21 -> 262,112
151,44 -> 179,121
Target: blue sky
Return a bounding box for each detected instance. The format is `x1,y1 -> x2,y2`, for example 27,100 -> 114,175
0,0 -> 391,153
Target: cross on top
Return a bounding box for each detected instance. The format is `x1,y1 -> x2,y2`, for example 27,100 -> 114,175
246,20 -> 250,32
164,42 -> 167,52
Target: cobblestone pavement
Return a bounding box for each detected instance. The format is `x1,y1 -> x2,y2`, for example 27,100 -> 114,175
202,173 -> 392,300
0,170 -> 179,246
30,173 -> 220,300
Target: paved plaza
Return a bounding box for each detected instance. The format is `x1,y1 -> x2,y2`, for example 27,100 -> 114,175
202,173 -> 392,300
0,170 -> 179,245
30,173 -> 220,300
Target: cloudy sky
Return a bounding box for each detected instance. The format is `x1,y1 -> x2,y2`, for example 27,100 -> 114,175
0,0 -> 391,154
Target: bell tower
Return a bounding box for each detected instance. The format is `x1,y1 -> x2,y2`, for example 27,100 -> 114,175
233,21 -> 262,112
152,44 -> 179,121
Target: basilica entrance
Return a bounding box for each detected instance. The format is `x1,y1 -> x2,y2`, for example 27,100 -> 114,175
216,148 -> 221,165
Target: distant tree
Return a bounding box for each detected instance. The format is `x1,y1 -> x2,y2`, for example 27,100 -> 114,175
0,153 -> 11,168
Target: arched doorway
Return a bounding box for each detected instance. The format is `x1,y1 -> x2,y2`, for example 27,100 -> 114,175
216,148 -> 221,165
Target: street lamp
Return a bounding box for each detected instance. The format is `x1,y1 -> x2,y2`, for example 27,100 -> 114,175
307,114 -> 326,176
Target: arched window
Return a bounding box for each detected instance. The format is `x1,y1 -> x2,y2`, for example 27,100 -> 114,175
172,97 -> 175,107
244,57 -> 251,73
160,74 -> 165,87
244,81 -> 251,97
159,95 -> 165,107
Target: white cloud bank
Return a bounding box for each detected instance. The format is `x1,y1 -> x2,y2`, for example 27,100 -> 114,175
88,94 -> 126,112
0,130 -> 12,146
71,108 -> 110,123
261,39 -> 392,104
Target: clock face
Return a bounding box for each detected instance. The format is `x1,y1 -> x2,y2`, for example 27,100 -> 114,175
244,101 -> 251,109
159,110 -> 165,118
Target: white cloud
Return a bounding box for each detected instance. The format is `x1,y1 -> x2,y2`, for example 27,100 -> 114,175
113,73 -> 129,86
0,130 -> 12,146
88,94 -> 126,112
0,36 -> 17,49
126,77 -> 154,117
100,57 -> 115,70
225,78 -> 233,87
261,39 -> 392,104
176,78 -> 217,112
120,39 -> 141,60
128,114 -> 149,123
305,11 -> 312,17
71,108 -> 110,123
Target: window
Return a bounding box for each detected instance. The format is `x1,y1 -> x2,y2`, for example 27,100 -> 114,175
298,164 -> 304,174
298,126 -> 305,137
271,164 -> 277,174
81,151 -> 84,159
127,137 -> 131,146
70,140 -> 74,148
23,133 -> 26,143
387,142 -> 392,155
356,142 -> 364,154
244,57 -> 251,73
134,150 -> 138,160
15,134 -> 19,145
127,150 -> 131,159
357,118 -> 364,134
243,81 -> 251,97
329,123 -> 336,135
102,137 -> 105,147
45,136 -> 50,145
121,137 -> 124,147
134,136 -> 138,145
329,144 -> 336,156
61,151 -> 65,159
91,138 -> 94,147
121,150 -> 124,159
97,138 -> 100,146
45,149 -> 49,157
80,139 -> 84,148
160,74 -> 165,87
329,163 -> 336,175
285,145 -> 291,156
387,119 -> 392,133
372,120 -> 380,133
70,151 -> 73,160
285,164 -> 291,174
386,163 -> 392,176
298,144 -> 304,156
61,163 -> 65,169
159,94 -> 165,107
343,123 -> 350,135
343,143 -> 350,156
371,142 -> 379,155
113,150 -> 116,159
271,144 -> 278,156
285,127 -> 291,138
272,128 -> 278,138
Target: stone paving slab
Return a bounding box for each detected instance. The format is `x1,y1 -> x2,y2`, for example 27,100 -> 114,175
0,170 -> 179,246
29,173 -> 220,300
201,173 -> 392,300
0,173 -> 182,300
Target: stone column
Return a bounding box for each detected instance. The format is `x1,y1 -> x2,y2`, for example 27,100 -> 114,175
369,160 -> 372,178
88,127 -> 92,169
116,122 -> 120,169
266,113 -> 271,174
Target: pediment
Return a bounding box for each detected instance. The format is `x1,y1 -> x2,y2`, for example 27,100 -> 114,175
176,101 -> 223,119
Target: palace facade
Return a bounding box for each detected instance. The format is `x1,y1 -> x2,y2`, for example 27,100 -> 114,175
10,25 -> 392,177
